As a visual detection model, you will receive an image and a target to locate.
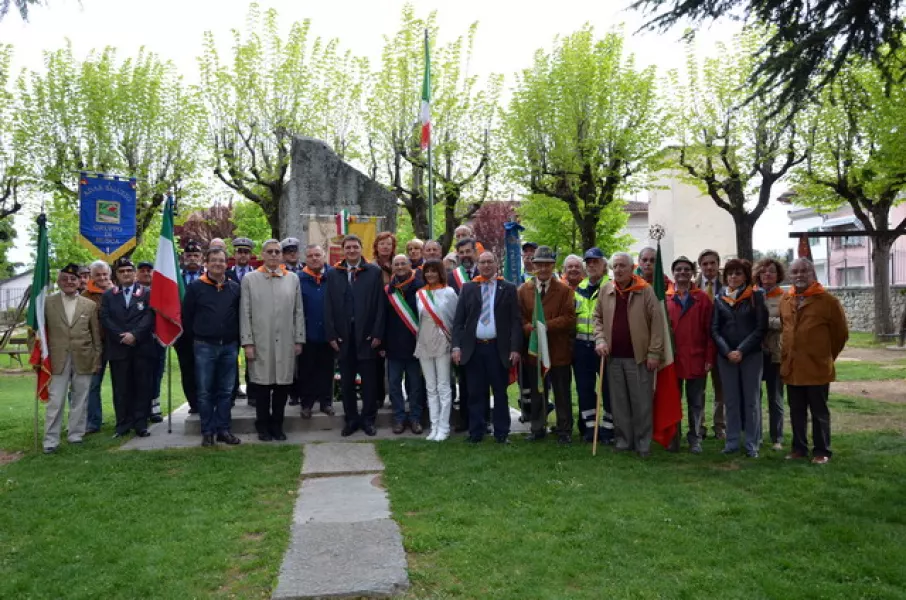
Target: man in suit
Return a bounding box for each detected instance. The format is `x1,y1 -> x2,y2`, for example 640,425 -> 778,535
452,251 -> 522,444
177,240 -> 204,414
42,263 -> 102,454
227,237 -> 255,404
324,234 -> 387,437
696,249 -> 726,440
518,246 -> 577,444
100,258 -> 156,438
448,237 -> 480,431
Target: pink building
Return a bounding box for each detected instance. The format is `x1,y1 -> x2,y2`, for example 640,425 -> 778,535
818,204 -> 906,287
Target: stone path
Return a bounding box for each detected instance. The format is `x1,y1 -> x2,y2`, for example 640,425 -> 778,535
272,442 -> 409,599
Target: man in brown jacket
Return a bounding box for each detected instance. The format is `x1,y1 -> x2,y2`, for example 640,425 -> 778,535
518,246 -> 577,443
780,258 -> 848,465
593,252 -> 664,456
44,263 -> 102,453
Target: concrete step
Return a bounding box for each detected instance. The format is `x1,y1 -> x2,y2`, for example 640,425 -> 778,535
183,402 -> 399,435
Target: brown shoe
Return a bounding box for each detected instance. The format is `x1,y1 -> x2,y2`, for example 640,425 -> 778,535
392,422 -> 406,435
811,455 -> 830,465
785,451 -> 807,460
410,421 -> 423,434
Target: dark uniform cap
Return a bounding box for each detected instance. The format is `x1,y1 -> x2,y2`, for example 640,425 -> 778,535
521,241 -> 539,251
532,246 -> 557,263
60,263 -> 81,277
184,240 -> 203,254
232,237 -> 254,249
137,261 -> 154,270
281,237 -> 300,251
114,258 -> 134,270
78,265 -> 91,275
583,247 -> 605,261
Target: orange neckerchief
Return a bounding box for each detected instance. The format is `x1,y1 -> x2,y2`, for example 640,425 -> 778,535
757,285 -> 784,299
722,285 -> 755,306
200,274 -> 226,290
302,266 -> 323,285
423,282 -> 445,291
790,281 -> 825,297
472,275 -> 503,283
391,271 -> 417,290
256,265 -> 289,278
84,280 -> 108,295
614,275 -> 648,297
667,284 -> 700,298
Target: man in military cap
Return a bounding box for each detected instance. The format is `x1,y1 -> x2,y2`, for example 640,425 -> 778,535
227,237 -> 255,284
136,261 -> 154,287
42,263 -> 102,453
281,237 -> 303,273
177,240 -> 204,413
77,265 -> 91,293
100,258 -> 157,438
181,240 -> 205,285
520,241 -> 538,284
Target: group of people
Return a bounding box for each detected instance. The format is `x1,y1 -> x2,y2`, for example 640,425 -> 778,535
41,224 -> 849,465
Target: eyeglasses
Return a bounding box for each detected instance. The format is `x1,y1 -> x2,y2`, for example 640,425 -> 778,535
263,249 -> 281,255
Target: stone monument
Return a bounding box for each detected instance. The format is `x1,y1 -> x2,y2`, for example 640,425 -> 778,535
280,136 -> 398,248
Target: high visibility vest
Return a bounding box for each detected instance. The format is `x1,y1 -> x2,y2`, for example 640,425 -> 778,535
574,276 -> 608,340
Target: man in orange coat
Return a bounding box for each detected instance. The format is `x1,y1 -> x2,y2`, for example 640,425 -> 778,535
518,246 -> 577,444
780,258 -> 848,465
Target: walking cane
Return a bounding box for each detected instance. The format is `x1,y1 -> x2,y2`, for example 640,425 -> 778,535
592,354 -> 605,456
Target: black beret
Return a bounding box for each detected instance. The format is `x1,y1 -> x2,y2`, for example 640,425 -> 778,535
60,263 -> 80,277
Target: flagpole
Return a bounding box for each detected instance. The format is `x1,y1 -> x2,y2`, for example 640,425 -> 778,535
167,348 -> 172,434
425,28 -> 434,241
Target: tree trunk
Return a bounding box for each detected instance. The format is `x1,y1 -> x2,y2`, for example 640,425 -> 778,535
734,216 -> 754,262
872,236 -> 894,337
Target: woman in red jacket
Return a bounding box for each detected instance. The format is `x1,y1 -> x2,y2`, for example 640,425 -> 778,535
666,256 -> 715,454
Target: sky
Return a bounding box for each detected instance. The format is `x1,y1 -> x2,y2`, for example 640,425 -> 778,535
0,0 -> 794,266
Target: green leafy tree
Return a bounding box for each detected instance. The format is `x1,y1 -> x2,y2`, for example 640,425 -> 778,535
792,59 -> 906,336
365,6 -> 503,251
0,217 -> 20,277
518,194 -> 631,260
507,26 -> 663,252
632,0 -> 906,116
665,29 -> 807,261
14,43 -> 205,248
0,44 -> 22,221
198,3 -> 369,237
231,199 -> 272,250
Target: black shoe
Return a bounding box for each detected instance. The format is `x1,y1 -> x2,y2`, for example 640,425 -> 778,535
247,400 -> 257,407
258,432 -> 273,441
136,430 -> 151,438
495,437 -> 510,445
363,425 -> 377,437
273,432 -> 287,441
320,405 -> 335,416
465,436 -> 483,444
150,415 -> 163,423
288,398 -> 300,406
188,407 -> 198,415
216,432 -> 241,445
557,434 -> 572,445
112,431 -> 128,439
300,407 -> 312,419
525,432 -> 547,442
341,424 -> 359,437
85,428 -> 100,435
43,446 -> 58,454
202,434 -> 215,447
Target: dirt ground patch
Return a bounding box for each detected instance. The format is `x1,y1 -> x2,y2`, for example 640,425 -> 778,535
0,449 -> 24,465
832,380 -> 904,404
839,347 -> 906,363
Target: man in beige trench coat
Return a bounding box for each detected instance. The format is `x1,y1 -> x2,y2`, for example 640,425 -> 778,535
240,239 -> 306,441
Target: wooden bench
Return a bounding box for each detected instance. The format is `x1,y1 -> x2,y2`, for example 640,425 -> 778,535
0,336 -> 31,368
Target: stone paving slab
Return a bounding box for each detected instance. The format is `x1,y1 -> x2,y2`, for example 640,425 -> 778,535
301,442 -> 384,476
272,519 -> 409,600
294,475 -> 390,525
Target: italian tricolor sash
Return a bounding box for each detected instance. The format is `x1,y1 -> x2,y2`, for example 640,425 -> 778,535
417,288 -> 450,340
451,266 -> 470,288
387,287 -> 419,335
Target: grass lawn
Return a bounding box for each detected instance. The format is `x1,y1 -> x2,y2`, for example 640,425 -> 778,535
835,359 -> 906,381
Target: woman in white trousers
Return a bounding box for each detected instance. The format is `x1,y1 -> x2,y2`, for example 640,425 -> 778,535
414,260 -> 458,441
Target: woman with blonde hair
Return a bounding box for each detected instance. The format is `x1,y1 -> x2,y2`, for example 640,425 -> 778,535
754,257 -> 786,451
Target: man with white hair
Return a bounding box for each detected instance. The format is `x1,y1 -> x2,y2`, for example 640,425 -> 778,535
82,260 -> 113,434
594,251 -> 664,457
561,254 -> 585,291
780,258 -> 848,465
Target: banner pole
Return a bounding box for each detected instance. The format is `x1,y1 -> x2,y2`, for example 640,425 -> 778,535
167,347 -> 172,434
593,355 -> 605,457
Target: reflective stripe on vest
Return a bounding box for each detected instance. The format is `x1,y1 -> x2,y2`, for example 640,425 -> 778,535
574,277 -> 607,336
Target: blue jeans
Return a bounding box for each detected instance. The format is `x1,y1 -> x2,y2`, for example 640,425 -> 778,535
86,359 -> 107,431
194,341 -> 238,435
387,357 -> 424,424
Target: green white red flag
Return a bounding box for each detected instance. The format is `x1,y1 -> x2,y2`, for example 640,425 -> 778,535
420,29 -> 431,150
335,209 -> 349,236
527,284 -> 550,393
651,241 -> 682,447
150,196 -> 184,346
27,214 -> 52,402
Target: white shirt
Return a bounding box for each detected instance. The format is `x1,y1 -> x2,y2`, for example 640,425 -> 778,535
62,293 -> 79,325
474,279 -> 497,340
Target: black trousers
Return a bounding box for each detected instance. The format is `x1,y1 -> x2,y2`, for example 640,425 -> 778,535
376,356 -> 387,407
252,382 -> 290,436
175,338 -> 197,411
109,355 -> 154,435
453,366 -> 470,431
528,363 -> 572,436
465,341 -> 511,440
339,334 -> 378,427
298,342 -> 335,409
788,384 -> 832,457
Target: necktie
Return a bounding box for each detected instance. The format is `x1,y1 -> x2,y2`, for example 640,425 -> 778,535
124,287 -> 132,308
706,280 -> 713,300
480,282 -> 492,325
348,268 -> 354,285
540,281 -> 546,298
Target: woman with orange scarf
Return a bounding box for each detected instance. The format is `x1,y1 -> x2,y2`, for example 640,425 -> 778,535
373,232 -> 397,409
754,258 -> 786,451
710,258 -> 768,457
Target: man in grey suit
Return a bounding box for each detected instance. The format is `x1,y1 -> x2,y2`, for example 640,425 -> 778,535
43,263 -> 102,454
696,249 -> 726,440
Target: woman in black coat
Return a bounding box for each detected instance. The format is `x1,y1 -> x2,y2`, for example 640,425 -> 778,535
711,259 -> 769,457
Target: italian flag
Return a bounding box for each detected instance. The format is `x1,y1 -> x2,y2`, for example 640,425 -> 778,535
27,214 -> 52,402
150,196 -> 184,346
336,209 -> 349,236
527,284 -> 550,393
651,241 -> 683,448
420,29 -> 431,151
